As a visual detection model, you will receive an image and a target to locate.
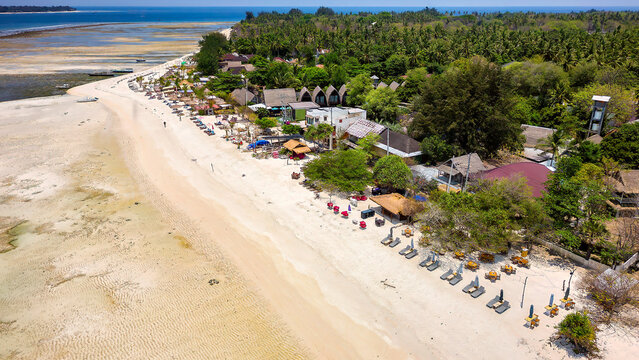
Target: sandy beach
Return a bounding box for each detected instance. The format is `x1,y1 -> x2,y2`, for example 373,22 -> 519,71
1,55 -> 638,359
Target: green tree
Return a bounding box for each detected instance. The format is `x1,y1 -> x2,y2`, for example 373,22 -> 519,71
600,123 -> 639,168
303,149 -> 371,192
363,87 -> 400,122
573,140 -> 601,164
356,133 -> 381,158
265,62 -> 299,88
255,117 -> 277,129
329,65 -> 349,88
420,135 -> 458,165
384,54 -> 409,77
556,312 -> 598,355
572,83 -> 636,129
346,74 -> 373,107
373,155 -> 413,190
209,72 -> 242,93
535,129 -> 570,165
411,56 -> 522,157
195,32 -> 228,75
299,66 -> 330,88
398,67 -> 430,102
282,124 -> 302,135
315,6 -> 335,16
255,107 -> 269,119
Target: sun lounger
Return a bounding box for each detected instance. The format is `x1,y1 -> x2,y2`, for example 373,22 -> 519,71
399,245 -> 411,255
471,286 -> 486,298
427,260 -> 441,271
486,296 -> 501,308
381,236 -> 393,246
440,269 -> 453,280
405,250 -> 418,259
389,238 -> 401,248
462,283 -> 476,293
419,256 -> 432,267
449,274 -> 463,285
495,301 -> 511,314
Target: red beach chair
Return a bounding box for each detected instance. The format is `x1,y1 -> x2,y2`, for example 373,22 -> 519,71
359,195 -> 368,201
327,202 -> 333,209
360,221 -> 367,229
333,206 -> 340,213
341,211 -> 349,218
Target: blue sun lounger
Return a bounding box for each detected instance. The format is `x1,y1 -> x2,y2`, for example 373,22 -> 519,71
470,286 -> 486,298
398,245 -> 411,255
427,260 -> 441,271
389,238 -> 401,248
405,249 -> 418,259
449,274 -> 463,286
440,269 -> 453,280
495,301 -> 511,314
419,255 -> 432,267
462,282 -> 476,293
486,296 -> 501,308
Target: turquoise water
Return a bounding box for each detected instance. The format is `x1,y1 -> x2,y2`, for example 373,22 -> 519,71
3,6 -> 639,35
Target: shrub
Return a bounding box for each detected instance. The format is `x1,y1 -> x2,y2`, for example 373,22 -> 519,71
556,312 -> 598,355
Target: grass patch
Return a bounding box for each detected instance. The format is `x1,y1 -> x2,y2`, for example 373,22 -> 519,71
0,217 -> 28,253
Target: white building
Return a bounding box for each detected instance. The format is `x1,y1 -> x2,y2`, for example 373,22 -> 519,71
305,107 -> 366,134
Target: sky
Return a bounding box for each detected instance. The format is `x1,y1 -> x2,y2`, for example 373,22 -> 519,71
6,0 -> 639,7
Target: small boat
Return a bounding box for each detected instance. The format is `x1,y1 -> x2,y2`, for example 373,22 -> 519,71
89,71 -> 114,77
56,83 -> 70,89
77,96 -> 98,103
112,68 -> 134,73
135,59 -> 146,63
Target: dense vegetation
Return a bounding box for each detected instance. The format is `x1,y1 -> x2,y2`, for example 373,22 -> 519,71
219,9 -> 638,158
0,6 -> 75,12
556,312 -> 599,355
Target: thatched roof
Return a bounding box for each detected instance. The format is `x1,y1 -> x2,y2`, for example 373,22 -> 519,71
389,81 -> 400,91
338,84 -> 348,97
298,87 -> 311,101
521,124 -> 556,148
230,88 -> 256,106
263,88 -> 297,107
282,139 -> 311,154
377,82 -> 388,89
438,153 -> 486,177
326,85 -> 338,96
370,193 -> 421,216
611,170 -> 639,194
312,86 -> 325,102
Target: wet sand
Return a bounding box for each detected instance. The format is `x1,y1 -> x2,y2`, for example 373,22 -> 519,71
0,95 -> 308,359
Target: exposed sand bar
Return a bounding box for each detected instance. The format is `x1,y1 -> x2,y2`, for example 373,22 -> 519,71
2,54 -> 638,359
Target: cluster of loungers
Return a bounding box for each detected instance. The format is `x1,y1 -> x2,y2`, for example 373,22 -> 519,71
190,117 -> 215,135
380,237 -> 418,259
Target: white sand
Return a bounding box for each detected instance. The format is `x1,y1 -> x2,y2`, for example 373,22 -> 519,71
1,55 -> 637,359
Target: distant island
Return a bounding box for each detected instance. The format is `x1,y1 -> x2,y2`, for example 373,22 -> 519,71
0,6 -> 76,13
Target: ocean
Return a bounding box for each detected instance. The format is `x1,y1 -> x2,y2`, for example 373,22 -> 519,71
2,6 -> 639,35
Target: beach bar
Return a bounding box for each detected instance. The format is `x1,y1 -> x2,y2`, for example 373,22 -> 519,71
370,193 -> 421,222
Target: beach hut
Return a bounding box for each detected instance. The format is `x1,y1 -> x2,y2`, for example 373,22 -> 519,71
282,139 -> 312,156
298,87 -> 312,102
389,81 -> 400,91
312,86 -> 327,107
338,84 -> 348,106
370,193 -> 422,222
326,85 -> 340,106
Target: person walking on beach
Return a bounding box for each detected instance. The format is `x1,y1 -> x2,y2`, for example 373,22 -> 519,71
163,121 -> 166,128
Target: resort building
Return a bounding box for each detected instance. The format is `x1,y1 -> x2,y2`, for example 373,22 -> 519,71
263,88 -> 297,110
520,124 -> 555,165
305,107 -> 366,133
480,162 -> 551,197
437,153 -> 486,189
289,102 -> 320,121
230,88 -> 257,106
608,170 -> 639,217
375,128 -> 422,159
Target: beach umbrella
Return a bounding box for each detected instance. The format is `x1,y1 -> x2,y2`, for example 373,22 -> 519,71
529,305 -> 534,318
411,238 -> 414,250
457,263 -> 463,275
564,287 -> 570,300
348,204 -> 351,212
474,275 -> 479,287
499,289 -> 504,302
549,294 -> 554,307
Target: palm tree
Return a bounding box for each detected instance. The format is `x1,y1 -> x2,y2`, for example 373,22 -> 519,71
535,129 -> 569,166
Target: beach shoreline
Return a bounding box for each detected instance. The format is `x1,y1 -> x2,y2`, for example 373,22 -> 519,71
1,46 -> 638,358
